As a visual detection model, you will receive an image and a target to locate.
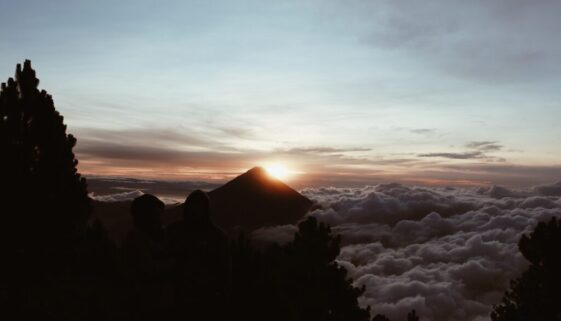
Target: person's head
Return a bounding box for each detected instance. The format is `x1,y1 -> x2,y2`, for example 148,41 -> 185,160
131,194 -> 165,236
183,190 -> 211,227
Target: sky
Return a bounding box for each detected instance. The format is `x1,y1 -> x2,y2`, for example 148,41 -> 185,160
2,0 -> 561,187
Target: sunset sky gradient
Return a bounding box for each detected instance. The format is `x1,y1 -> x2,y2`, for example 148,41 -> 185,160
2,0 -> 561,187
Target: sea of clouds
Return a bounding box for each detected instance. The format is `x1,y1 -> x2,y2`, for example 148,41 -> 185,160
90,178 -> 561,321
254,182 -> 561,321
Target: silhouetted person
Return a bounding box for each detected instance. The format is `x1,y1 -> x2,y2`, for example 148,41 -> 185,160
168,190 -> 230,321
122,194 -> 173,321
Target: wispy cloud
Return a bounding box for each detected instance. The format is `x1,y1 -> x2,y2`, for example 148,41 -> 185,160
409,128 -> 436,136
418,140 -> 506,162
418,151 -> 484,160
357,0 -> 561,82
466,141 -> 503,152
283,147 -> 372,154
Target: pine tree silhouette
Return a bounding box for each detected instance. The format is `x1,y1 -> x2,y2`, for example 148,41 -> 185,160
0,60 -> 90,272
372,314 -> 391,321
229,217 -> 371,321
0,61 -> 127,321
369,309 -> 419,321
281,216 -> 371,321
491,217 -> 561,321
407,310 -> 419,321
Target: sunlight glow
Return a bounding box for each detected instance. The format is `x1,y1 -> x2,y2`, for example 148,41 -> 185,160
264,163 -> 292,181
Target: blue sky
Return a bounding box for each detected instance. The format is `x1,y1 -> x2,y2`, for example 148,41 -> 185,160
2,0 -> 561,186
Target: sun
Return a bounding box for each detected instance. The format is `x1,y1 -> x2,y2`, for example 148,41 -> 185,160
264,163 -> 291,180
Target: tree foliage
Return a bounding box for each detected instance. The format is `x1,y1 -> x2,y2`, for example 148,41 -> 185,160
230,216 -> 371,321
491,217 -> 561,321
372,314 -> 391,321
0,61 -> 104,319
370,309 -> 420,321
0,60 -> 90,255
407,309 -> 419,321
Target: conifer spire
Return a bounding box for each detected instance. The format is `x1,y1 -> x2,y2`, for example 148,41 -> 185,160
0,60 -> 90,255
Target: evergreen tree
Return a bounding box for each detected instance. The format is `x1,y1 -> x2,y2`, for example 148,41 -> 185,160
491,217 -> 561,321
229,217 -> 371,321
0,60 -> 89,246
280,216 -> 371,321
0,60 -> 125,321
407,309 -> 419,321
369,309 -> 419,321
230,233 -> 291,321
372,314 -> 391,321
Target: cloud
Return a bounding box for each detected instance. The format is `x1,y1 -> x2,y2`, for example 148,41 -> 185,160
466,141 -> 503,152
355,0 -> 561,82
86,176 -> 219,202
251,224 -> 299,250
477,185 -> 528,199
90,174 -> 561,320
418,152 -> 484,160
284,147 -> 372,154
74,126 -> 271,180
417,141 -> 505,162
534,181 -> 561,196
409,128 -> 436,136
90,189 -> 144,202
292,183 -> 561,321
74,127 -> 561,189
433,164 -> 561,186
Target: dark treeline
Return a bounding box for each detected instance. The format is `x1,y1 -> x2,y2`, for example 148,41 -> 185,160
1,61 -> 559,321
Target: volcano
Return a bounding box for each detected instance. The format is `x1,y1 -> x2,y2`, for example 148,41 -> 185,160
93,167 -> 313,243
207,166 -> 312,231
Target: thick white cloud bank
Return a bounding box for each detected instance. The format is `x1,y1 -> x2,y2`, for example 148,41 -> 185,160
93,180 -> 561,320
291,182 -> 561,321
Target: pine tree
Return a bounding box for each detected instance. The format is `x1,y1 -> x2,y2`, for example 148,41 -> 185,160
372,314 -> 391,321
281,216 -> 371,321
0,60 -> 90,270
229,217 -> 372,321
491,217 -> 561,321
407,310 -> 419,321
0,61 -> 129,320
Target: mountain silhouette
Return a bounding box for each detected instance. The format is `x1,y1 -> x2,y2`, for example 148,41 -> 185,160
93,167 -> 313,243
208,166 -> 312,231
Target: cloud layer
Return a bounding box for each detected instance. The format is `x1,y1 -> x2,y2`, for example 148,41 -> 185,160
255,182 -> 561,321
91,176 -> 561,320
